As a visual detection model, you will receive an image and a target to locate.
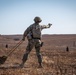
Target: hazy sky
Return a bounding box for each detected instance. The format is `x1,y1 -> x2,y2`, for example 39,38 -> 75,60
0,0 -> 76,35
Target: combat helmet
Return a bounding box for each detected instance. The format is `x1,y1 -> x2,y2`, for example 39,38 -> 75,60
34,16 -> 42,22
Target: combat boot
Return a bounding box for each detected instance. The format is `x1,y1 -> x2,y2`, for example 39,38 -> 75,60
19,62 -> 25,68
38,63 -> 43,68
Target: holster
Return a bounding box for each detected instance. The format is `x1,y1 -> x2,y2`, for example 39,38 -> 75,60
41,42 -> 44,47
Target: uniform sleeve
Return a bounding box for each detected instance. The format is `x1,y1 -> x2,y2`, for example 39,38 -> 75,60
23,25 -> 32,38
41,25 -> 50,30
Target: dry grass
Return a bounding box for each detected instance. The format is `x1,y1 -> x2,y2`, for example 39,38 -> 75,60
0,35 -> 76,75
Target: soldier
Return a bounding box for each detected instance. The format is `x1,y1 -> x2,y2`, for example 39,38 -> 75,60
20,16 -> 52,68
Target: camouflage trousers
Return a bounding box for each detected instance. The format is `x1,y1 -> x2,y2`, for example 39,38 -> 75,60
22,39 -> 42,64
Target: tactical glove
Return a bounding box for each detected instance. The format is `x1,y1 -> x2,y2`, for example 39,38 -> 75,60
22,37 -> 25,41
48,23 -> 52,28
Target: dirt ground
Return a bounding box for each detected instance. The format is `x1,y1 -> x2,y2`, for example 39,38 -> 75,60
0,34 -> 76,75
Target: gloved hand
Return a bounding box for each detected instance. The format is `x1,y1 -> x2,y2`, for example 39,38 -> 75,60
48,23 -> 52,27
22,37 -> 25,41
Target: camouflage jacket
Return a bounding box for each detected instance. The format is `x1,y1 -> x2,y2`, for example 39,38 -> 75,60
23,23 -> 50,40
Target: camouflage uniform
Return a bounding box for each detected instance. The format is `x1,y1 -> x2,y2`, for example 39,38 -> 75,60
21,17 -> 52,67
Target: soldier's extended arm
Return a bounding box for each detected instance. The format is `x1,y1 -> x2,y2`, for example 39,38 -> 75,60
22,26 -> 32,41
41,23 -> 52,30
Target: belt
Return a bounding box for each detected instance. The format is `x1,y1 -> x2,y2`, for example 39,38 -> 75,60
32,38 -> 41,40
31,35 -> 41,40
